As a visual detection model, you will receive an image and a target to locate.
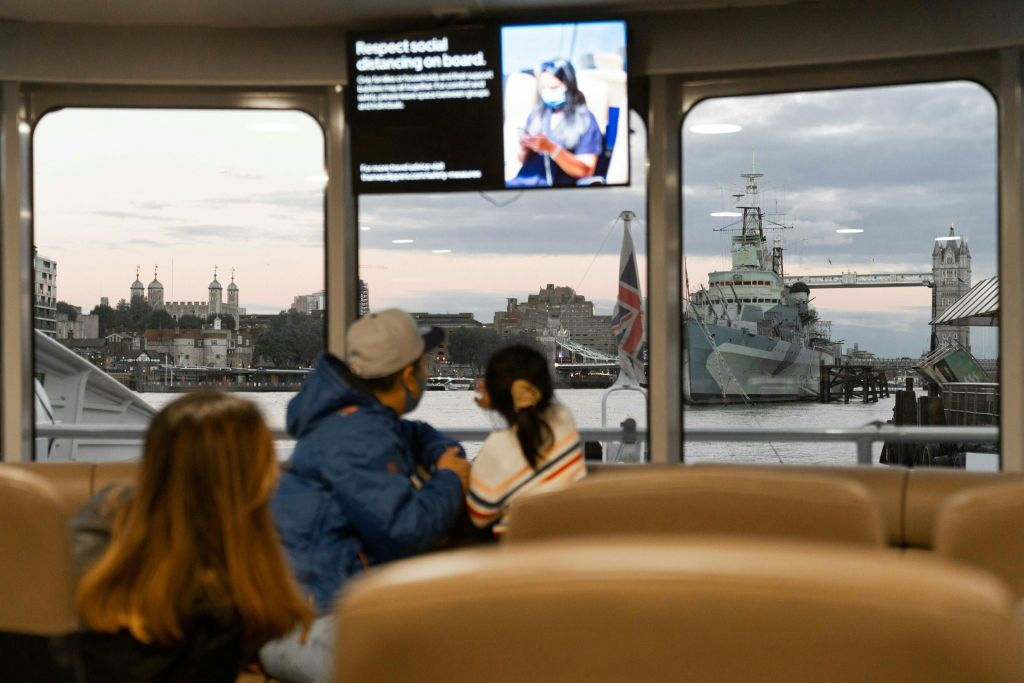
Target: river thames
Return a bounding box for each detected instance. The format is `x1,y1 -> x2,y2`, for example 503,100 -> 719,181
143,388 -> 901,465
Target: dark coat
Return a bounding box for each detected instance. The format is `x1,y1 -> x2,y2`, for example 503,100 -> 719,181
271,353 -> 464,613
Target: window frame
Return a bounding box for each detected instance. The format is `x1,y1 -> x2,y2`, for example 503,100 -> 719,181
2,84 -> 356,461
672,50 -> 1020,469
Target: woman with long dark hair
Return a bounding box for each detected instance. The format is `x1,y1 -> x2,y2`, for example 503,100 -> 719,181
73,391 -> 313,682
467,345 -> 586,535
509,58 -> 603,187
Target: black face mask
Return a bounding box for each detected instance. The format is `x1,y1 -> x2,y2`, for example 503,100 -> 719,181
402,369 -> 425,413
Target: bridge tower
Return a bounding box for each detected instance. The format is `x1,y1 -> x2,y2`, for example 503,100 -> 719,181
931,223 -> 971,351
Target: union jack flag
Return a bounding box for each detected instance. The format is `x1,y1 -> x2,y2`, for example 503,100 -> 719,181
611,225 -> 645,383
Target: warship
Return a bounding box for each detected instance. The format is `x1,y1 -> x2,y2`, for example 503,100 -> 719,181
684,172 -> 834,404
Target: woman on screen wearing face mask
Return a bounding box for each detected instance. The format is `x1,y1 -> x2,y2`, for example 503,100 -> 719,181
509,58 -> 603,188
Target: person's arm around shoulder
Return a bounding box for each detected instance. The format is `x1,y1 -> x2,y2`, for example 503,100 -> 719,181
399,419 -> 466,469
320,433 -> 468,562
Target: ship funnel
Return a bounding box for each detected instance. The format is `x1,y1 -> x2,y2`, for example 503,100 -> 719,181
789,281 -> 810,304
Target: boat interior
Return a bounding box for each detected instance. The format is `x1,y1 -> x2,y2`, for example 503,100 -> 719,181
2,0 -> 1024,680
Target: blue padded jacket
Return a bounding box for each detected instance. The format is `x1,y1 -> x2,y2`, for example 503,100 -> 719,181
271,353 -> 464,613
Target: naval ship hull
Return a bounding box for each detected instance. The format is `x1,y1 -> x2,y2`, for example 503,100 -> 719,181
683,320 -> 832,404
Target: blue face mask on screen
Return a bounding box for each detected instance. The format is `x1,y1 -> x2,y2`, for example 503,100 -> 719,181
541,88 -> 567,109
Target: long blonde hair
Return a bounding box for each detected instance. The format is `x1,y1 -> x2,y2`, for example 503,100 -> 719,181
76,391 -> 312,647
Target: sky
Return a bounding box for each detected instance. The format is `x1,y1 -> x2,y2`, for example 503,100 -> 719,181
34,108 -> 327,315
33,79 -> 998,358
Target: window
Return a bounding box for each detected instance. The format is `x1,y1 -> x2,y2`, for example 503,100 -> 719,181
358,112 -> 648,459
33,109 -> 325,460
682,82 -> 997,467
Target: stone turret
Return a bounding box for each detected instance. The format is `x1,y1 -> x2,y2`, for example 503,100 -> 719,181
227,268 -> 239,308
130,265 -> 145,303
208,266 -> 223,315
147,266 -> 164,307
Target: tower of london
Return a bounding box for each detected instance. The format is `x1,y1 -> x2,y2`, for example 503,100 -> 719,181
130,265 -> 244,326
931,224 -> 971,351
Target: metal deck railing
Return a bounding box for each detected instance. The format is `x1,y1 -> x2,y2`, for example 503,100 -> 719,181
34,424 -> 999,466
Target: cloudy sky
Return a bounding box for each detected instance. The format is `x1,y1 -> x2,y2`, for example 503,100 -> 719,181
34,108 -> 327,315
35,79 -> 997,358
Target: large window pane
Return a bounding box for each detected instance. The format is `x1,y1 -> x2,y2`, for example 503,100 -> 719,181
681,82 -> 998,467
359,112 -> 648,459
33,109 -> 325,460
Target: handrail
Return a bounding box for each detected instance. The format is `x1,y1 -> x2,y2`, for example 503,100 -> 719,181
35,424 -> 998,465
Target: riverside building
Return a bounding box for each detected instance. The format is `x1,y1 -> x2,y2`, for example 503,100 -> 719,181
494,284 -> 617,355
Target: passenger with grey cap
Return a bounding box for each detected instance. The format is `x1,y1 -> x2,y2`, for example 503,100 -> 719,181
260,309 -> 470,683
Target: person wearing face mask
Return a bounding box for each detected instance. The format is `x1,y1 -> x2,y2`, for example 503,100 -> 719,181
262,308 -> 469,682
509,57 -> 603,188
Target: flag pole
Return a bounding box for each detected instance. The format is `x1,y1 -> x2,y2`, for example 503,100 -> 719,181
602,210 -> 647,463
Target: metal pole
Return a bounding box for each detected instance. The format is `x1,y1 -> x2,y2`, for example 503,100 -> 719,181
856,438 -> 873,466
646,76 -> 683,464
326,85 -> 356,358
1,83 -> 33,463
999,48 -> 1024,472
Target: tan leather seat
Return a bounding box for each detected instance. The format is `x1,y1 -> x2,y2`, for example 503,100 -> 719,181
2,462 -> 139,521
935,481 -> 1024,598
337,538 -> 1024,682
3,462 -> 95,520
694,463 -> 907,545
0,466 -> 77,636
91,462 -> 140,496
904,470 -> 1024,548
504,468 -> 887,546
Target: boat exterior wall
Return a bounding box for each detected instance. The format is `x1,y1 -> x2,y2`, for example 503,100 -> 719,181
34,330 -> 156,461
683,321 -> 831,404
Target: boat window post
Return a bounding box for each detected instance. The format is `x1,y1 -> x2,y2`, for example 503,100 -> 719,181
0,82 -> 33,463
998,47 -> 1024,472
646,75 -> 683,464
326,85 -> 357,357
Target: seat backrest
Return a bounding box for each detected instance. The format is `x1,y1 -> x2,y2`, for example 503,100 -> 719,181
3,462 -> 94,520
3,462 -> 140,522
91,462 -> 140,496
693,463 -> 907,545
0,466 -> 77,636
904,469 -> 1024,548
337,538 -> 1024,682
504,467 -> 887,546
934,480 -> 1024,599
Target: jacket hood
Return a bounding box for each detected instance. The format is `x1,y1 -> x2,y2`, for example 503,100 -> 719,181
286,353 -> 380,439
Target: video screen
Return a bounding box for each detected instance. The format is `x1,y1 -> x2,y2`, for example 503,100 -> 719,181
501,21 -> 629,189
347,20 -> 628,194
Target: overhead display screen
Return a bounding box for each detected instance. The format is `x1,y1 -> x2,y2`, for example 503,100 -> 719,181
348,20 -> 628,194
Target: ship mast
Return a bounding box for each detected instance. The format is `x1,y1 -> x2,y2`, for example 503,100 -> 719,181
738,172 -> 765,238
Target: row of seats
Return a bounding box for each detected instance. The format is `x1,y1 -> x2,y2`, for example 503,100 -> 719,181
584,462 -> 1023,549
1,461 -> 1022,681
512,465 -> 1024,597
338,538 -> 1024,681
337,466 -> 1024,680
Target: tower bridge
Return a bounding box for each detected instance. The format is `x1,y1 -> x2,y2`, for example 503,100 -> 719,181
783,225 -> 973,352
547,334 -> 621,387
782,272 -> 934,288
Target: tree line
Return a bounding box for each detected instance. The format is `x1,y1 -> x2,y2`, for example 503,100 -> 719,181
446,327 -> 541,375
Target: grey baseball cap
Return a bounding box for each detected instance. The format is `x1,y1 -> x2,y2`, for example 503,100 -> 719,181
346,309 -> 444,379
